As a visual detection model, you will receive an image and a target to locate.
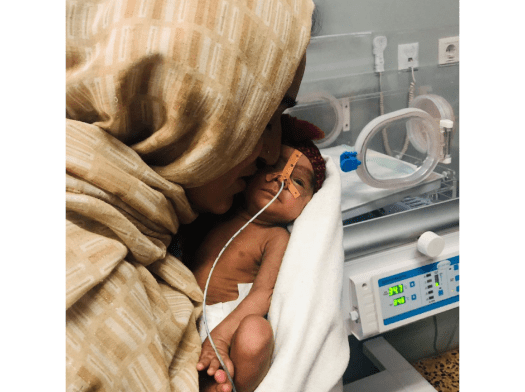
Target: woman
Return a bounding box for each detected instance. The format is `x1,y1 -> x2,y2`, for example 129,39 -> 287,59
65,1 -> 314,391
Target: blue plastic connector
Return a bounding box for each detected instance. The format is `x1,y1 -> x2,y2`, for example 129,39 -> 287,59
340,151 -> 362,172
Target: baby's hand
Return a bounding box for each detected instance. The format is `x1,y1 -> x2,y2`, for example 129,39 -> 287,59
197,335 -> 234,386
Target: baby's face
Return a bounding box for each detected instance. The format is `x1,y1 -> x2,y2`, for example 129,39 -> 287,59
244,145 -> 315,224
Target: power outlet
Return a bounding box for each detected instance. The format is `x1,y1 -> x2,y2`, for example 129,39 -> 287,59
398,43 -> 419,70
438,36 -> 459,65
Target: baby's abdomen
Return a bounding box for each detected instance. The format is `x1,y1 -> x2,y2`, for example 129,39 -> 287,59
194,254 -> 260,305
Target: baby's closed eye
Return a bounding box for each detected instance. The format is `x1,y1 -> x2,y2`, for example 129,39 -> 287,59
292,177 -> 305,187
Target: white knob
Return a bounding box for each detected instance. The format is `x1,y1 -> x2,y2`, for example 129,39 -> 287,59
417,231 -> 445,258
350,310 -> 359,321
440,119 -> 454,129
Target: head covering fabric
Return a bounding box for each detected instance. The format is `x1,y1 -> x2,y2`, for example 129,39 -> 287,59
66,0 -> 314,188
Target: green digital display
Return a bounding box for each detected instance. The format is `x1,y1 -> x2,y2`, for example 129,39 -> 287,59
388,284 -> 404,296
393,296 -> 406,306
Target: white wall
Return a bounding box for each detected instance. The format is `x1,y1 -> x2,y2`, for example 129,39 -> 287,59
313,0 -> 459,36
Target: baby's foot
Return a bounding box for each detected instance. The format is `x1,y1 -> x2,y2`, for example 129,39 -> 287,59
200,369 -> 233,392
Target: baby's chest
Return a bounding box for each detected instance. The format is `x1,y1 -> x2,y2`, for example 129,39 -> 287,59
223,239 -> 264,271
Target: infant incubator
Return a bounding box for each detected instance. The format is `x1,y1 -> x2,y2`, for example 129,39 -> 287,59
285,31 -> 459,392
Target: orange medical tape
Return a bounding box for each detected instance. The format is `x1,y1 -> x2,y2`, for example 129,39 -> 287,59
265,150 -> 303,198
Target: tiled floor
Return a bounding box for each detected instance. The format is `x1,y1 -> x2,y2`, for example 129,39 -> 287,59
411,349 -> 459,392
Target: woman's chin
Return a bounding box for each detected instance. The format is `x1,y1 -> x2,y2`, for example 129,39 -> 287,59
208,199 -> 234,215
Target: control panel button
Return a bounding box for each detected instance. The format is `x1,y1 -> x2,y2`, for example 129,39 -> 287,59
455,275 -> 459,281
439,290 -> 444,296
456,286 -> 459,293
410,281 -> 416,287
411,294 -> 417,300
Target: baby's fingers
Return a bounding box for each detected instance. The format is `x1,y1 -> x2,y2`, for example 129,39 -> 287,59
214,370 -> 228,384
215,380 -> 232,392
196,354 -> 213,372
207,357 -> 222,376
223,357 -> 234,379
214,370 -> 232,392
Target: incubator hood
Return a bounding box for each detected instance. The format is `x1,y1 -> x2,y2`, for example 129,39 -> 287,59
285,93 -> 457,221
288,93 -> 455,191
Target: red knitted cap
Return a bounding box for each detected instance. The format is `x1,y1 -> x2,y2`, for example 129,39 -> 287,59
281,114 -> 326,193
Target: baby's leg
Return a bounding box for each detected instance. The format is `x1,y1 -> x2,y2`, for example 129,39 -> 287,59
229,315 -> 274,392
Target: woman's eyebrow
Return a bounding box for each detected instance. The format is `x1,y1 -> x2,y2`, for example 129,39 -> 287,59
281,94 -> 297,108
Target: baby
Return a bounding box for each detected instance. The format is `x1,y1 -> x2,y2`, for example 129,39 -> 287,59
191,115 -> 326,392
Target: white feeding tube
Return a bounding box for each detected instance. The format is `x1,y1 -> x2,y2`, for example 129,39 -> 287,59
202,180 -> 285,392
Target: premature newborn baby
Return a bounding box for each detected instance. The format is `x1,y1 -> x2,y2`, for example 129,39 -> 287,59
192,115 -> 326,392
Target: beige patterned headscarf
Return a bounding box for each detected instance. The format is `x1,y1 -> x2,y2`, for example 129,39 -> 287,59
67,0 -> 313,187
66,1 -> 313,391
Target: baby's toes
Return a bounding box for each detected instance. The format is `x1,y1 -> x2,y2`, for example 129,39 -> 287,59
214,369 -> 227,384
215,380 -> 232,392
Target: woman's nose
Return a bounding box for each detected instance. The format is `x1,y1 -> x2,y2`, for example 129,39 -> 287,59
258,122 -> 281,165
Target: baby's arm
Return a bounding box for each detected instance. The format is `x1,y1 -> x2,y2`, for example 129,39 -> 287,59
197,227 -> 290,378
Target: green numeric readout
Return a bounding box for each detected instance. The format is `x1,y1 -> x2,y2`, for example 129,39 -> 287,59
393,296 -> 406,306
388,284 -> 404,296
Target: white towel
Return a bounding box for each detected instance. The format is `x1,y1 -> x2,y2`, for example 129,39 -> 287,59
256,156 -> 350,392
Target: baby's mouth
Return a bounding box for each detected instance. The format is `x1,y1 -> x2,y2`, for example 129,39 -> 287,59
262,184 -> 283,198
264,189 -> 277,197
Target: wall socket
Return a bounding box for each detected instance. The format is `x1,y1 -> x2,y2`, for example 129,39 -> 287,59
438,36 -> 459,65
398,43 -> 419,70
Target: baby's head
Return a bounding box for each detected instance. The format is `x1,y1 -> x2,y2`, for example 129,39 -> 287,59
280,114 -> 326,194
243,115 -> 326,224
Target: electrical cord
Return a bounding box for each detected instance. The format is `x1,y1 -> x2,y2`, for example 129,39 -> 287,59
432,311 -> 459,356
395,65 -> 416,160
432,315 -> 439,355
379,72 -> 394,157
380,64 -> 417,159
443,312 -> 459,352
201,180 -> 285,392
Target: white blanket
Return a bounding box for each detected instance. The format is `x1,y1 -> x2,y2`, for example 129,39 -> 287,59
256,156 -> 350,392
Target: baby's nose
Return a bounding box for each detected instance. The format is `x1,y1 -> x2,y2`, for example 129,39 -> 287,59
266,172 -> 285,184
